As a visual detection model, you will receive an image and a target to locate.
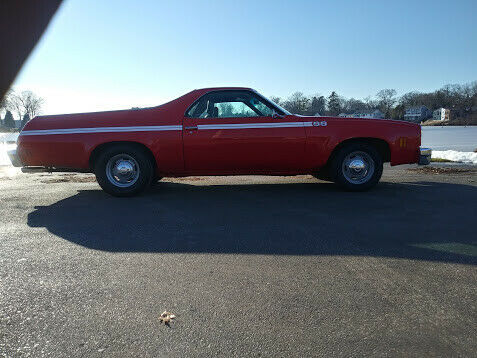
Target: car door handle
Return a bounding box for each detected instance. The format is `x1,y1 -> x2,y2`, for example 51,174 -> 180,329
184,125 -> 198,130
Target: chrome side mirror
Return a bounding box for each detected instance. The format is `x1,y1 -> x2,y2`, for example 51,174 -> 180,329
271,111 -> 284,119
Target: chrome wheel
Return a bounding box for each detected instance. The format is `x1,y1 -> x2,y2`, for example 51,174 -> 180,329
105,154 -> 140,188
341,151 -> 375,185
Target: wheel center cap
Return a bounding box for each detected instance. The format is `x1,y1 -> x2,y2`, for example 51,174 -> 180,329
348,158 -> 366,171
115,160 -> 134,175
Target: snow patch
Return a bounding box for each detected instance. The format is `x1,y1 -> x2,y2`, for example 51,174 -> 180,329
0,133 -> 18,167
0,142 -> 16,166
432,150 -> 477,164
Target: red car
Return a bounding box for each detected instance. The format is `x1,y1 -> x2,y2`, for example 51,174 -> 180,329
9,87 -> 431,196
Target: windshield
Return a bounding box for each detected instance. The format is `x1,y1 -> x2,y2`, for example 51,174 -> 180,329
254,91 -> 292,115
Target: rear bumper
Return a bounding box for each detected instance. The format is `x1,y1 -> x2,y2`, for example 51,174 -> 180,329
419,147 -> 432,165
7,149 -> 23,167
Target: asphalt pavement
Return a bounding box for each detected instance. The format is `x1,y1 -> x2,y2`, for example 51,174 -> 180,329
1,165 -> 476,357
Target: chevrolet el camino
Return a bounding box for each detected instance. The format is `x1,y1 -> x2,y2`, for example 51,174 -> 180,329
9,87 -> 431,196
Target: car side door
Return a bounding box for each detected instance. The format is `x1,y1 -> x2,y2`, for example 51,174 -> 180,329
182,90 -> 308,174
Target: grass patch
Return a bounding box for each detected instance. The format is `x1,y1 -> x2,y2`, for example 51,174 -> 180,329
430,157 -> 454,163
408,167 -> 475,174
412,242 -> 477,257
40,174 -> 96,183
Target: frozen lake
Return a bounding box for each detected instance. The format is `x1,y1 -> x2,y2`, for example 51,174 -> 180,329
421,126 -> 477,152
1,126 -> 476,166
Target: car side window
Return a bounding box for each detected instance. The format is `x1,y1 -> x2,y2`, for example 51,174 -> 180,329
216,102 -> 258,118
186,91 -> 277,119
251,98 -> 274,117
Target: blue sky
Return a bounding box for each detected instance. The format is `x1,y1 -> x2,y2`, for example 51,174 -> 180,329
12,0 -> 477,115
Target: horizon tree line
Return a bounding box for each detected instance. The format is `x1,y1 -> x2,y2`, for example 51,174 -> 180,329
270,80 -> 477,120
1,82 -> 476,129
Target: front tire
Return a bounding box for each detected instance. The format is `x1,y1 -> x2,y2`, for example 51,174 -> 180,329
94,144 -> 153,197
331,143 -> 383,191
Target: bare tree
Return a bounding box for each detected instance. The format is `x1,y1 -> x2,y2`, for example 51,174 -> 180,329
7,90 -> 44,121
399,91 -> 422,108
363,96 -> 378,110
342,98 -> 367,113
0,89 -> 12,113
7,93 -> 22,121
376,89 -> 397,118
282,92 -> 310,115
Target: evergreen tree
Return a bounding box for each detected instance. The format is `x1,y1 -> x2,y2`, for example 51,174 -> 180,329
310,96 -> 326,115
21,113 -> 31,129
3,110 -> 15,128
327,91 -> 341,115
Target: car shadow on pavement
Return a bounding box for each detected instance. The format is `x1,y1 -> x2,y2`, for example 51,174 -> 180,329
27,180 -> 477,265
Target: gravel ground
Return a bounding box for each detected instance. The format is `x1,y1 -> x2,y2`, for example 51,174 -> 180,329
1,165 -> 476,357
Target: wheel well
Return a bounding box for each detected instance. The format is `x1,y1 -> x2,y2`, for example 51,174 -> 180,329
89,141 -> 157,170
328,138 -> 391,164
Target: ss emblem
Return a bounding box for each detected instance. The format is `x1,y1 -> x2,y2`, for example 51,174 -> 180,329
312,121 -> 327,127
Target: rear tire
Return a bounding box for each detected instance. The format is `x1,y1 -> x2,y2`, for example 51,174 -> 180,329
330,142 -> 383,191
94,144 -> 153,197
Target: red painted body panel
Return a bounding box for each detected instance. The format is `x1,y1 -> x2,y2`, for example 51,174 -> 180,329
303,116 -> 420,167
17,87 -> 421,176
182,115 -> 307,175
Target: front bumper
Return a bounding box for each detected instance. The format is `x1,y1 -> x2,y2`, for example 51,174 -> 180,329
419,147 -> 432,165
7,149 -> 23,167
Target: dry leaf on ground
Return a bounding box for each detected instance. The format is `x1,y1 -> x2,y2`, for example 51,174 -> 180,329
159,311 -> 176,325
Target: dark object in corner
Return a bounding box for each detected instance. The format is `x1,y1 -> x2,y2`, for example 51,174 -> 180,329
0,0 -> 63,102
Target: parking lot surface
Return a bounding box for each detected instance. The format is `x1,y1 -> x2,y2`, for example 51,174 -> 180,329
1,166 -> 476,357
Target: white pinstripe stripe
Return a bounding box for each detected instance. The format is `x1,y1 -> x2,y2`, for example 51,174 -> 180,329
20,125 -> 182,136
198,121 -> 310,130
20,122 -> 314,136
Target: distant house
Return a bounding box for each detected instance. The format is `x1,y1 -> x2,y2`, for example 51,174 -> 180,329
338,109 -> 384,119
338,113 -> 353,118
404,106 -> 432,123
432,108 -> 450,121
